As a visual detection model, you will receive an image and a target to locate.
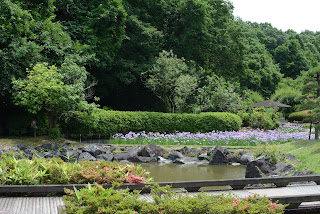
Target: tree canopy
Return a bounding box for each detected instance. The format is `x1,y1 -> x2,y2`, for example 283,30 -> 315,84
2,0 -> 320,135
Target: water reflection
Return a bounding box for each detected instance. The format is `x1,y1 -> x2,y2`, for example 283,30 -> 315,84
139,163 -> 246,182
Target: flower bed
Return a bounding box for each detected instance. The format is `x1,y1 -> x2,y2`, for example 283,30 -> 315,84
111,125 -> 313,146
62,184 -> 286,214
0,156 -> 150,185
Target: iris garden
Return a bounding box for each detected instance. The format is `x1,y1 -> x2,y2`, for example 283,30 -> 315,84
111,125 -> 313,146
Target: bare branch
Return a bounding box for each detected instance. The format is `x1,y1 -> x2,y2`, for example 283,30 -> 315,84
84,80 -> 98,100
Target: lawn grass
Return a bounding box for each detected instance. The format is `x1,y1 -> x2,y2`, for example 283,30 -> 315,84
279,139 -> 320,174
0,136 -> 82,148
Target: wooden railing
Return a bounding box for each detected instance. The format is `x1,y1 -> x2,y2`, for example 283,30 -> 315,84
0,175 -> 319,193
1,175 -> 320,209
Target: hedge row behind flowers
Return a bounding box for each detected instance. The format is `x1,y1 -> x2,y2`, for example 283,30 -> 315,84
62,183 -> 286,214
62,109 -> 242,139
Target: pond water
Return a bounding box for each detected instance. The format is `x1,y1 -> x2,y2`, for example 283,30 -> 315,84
139,163 -> 246,182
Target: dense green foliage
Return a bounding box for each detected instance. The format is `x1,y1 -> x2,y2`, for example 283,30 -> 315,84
62,183 -> 285,214
288,110 -> 315,122
0,156 -> 150,185
1,0 -> 320,136
63,110 -> 242,138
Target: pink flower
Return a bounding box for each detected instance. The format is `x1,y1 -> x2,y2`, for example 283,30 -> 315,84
245,205 -> 248,209
233,200 -> 239,206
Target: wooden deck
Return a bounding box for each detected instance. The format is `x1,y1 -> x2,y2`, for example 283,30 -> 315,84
0,197 -> 63,214
1,184 -> 320,213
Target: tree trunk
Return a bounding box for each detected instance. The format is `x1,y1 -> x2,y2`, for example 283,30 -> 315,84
48,109 -> 58,129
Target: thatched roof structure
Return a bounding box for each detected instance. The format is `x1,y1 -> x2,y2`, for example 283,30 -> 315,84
250,100 -> 291,108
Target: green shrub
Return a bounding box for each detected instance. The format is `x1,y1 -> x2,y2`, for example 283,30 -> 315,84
62,183 -> 286,214
288,110 -> 315,122
62,109 -> 242,139
242,108 -> 279,130
48,127 -> 61,139
254,143 -> 283,164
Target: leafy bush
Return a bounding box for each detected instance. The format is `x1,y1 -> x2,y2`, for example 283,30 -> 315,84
0,156 -> 150,185
254,143 -> 283,164
62,183 -> 286,214
271,86 -> 303,118
62,109 -> 242,139
48,127 -> 61,139
288,110 -> 315,122
240,108 -> 279,130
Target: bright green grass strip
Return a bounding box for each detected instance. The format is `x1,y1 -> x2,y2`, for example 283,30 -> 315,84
279,140 -> 320,174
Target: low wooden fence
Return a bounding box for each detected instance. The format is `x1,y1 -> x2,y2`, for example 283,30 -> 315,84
0,175 -> 319,193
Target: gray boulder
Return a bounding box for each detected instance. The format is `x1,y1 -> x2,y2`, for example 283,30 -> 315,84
245,160 -> 274,178
114,147 -> 139,161
198,153 -> 208,160
96,153 -> 114,162
157,156 -> 172,164
52,150 -> 61,158
173,157 -> 199,164
167,151 -> 184,160
60,150 -> 80,162
82,144 -> 105,157
238,149 -> 244,156
139,144 -> 165,157
226,154 -> 240,163
209,149 -> 228,165
128,156 -> 157,163
180,146 -> 189,154
36,143 -> 59,152
43,152 -> 54,159
78,152 -> 96,161
104,145 -> 117,153
284,154 -> 297,161
17,144 -> 31,151
240,151 -> 255,165
274,162 -> 294,174
189,148 -> 201,156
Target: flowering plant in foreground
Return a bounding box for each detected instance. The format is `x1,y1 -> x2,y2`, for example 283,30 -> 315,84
232,194 -> 285,213
111,125 -> 313,146
0,156 -> 151,185
63,184 -> 286,213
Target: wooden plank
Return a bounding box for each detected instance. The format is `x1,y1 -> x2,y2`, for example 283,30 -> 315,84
268,194 -> 320,209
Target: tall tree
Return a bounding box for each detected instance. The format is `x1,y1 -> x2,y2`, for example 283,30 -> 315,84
142,50 -> 198,113
274,38 -> 310,78
12,61 -> 96,130
301,64 -> 320,139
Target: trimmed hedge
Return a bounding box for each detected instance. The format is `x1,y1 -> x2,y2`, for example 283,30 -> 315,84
288,110 -> 315,123
63,109 -> 242,138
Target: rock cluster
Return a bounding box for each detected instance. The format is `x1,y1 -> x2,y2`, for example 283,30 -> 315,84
2,143 -> 313,178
